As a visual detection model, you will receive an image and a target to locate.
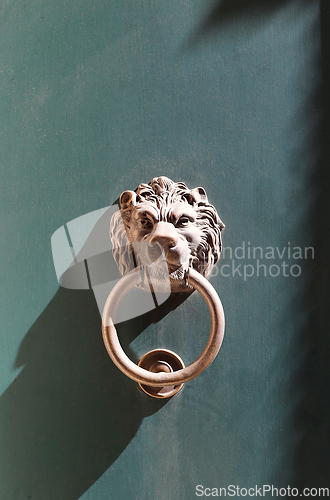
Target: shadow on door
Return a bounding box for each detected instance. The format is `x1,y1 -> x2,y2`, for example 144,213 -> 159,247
0,285 -> 189,500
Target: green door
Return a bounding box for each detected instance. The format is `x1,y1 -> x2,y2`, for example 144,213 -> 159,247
1,1 -> 328,498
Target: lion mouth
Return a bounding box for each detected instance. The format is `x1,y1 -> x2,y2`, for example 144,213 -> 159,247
146,260 -> 187,279
141,259 -> 188,285
167,264 -> 186,281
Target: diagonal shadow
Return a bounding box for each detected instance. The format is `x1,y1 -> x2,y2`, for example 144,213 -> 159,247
292,0 -> 330,490
0,284 -> 190,500
184,0 -> 294,48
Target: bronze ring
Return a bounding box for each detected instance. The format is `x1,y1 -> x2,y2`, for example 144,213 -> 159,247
102,268 -> 225,387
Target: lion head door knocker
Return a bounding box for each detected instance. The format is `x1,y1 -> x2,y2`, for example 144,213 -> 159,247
102,176 -> 225,398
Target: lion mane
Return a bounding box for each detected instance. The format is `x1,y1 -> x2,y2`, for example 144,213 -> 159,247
110,176 -> 224,287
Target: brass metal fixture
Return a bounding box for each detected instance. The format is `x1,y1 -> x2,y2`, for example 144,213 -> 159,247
102,267 -> 225,397
138,349 -> 185,398
102,177 -> 225,398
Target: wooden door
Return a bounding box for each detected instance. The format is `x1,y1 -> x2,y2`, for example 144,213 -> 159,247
1,1 -> 328,499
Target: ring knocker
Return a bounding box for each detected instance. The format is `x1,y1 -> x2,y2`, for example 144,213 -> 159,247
102,176 -> 226,398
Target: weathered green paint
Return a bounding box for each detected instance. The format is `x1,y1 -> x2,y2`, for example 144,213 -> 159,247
0,1 -> 328,499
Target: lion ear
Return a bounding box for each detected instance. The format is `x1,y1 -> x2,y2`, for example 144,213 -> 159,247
120,190 -> 137,210
189,187 -> 208,204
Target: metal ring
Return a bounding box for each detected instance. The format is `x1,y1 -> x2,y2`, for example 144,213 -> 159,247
102,268 -> 225,387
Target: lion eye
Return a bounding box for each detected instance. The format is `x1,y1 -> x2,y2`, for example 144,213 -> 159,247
139,218 -> 153,230
176,216 -> 190,228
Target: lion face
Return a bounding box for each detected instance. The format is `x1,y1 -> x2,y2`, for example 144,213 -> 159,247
110,176 -> 224,292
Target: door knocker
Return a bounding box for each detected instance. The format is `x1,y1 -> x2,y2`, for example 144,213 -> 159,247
102,176 -> 225,398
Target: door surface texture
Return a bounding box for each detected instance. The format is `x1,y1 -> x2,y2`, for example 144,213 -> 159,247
0,1 -> 329,499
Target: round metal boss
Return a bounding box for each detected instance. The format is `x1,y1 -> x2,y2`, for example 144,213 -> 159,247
138,349 -> 185,398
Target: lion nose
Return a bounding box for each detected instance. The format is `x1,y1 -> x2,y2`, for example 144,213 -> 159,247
148,222 -> 178,255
